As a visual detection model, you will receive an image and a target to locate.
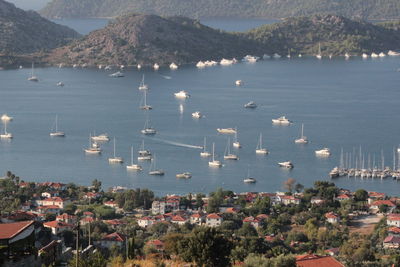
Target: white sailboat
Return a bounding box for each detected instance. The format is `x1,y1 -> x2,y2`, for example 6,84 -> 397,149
28,62 -> 38,82
243,168 -> 256,183
200,137 -> 212,157
139,90 -> 152,110
50,115 -> 65,137
294,123 -> 308,144
224,137 -> 238,160
127,146 -> 142,170
208,143 -> 222,167
0,121 -> 13,139
138,74 -> 149,90
255,133 -> 268,154
233,130 -> 241,148
108,137 -> 124,163
278,161 -> 293,168
84,134 -> 101,154
316,43 -> 322,59
141,119 -> 156,135
153,63 -> 160,70
138,140 -> 152,160
149,155 -> 165,175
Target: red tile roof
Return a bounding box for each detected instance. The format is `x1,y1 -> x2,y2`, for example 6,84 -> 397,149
369,192 -> 385,198
388,214 -> 400,221
225,207 -> 238,213
336,194 -> 350,199
384,236 -> 400,243
371,200 -> 396,207
325,212 -> 339,219
102,232 -> 125,242
296,254 -> 344,267
171,215 -> 187,222
43,220 -> 73,229
207,213 -> 221,219
147,239 -> 164,246
0,220 -> 34,240
388,227 -> 400,234
190,213 -> 203,218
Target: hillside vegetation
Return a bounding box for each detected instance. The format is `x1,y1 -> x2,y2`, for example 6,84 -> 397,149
40,0 -> 400,20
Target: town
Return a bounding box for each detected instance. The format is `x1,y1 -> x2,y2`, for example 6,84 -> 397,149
0,171 -> 399,266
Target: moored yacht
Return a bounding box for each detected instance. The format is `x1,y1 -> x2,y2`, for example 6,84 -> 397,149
243,177 -> 257,183
138,74 -> 149,90
109,71 -> 124,77
233,131 -> 241,148
174,90 -> 190,98
85,135 -> 101,154
224,137 -> 238,160
315,148 -> 331,156
209,143 -> 222,167
169,62 -> 178,70
28,62 -> 38,82
192,111 -> 203,118
49,115 -> 65,137
141,119 -> 156,135
200,137 -> 212,157
217,128 -> 236,134
153,63 -> 160,70
139,90 -> 152,110
278,161 -> 293,168
244,101 -> 257,108
294,123 -> 308,144
1,114 -> 13,122
235,80 -> 243,86
138,140 -> 152,160
272,116 -> 292,125
149,155 -> 165,175
127,146 -> 142,170
0,121 -> 12,139
92,133 -> 110,142
176,172 -> 192,179
108,137 -> 124,163
255,133 -> 268,154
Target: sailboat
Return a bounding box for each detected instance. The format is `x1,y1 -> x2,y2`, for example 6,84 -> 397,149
108,137 -> 124,163
200,137 -> 211,157
141,119 -> 156,135
50,115 -> 65,137
233,130 -> 241,148
294,123 -> 308,144
28,62 -> 38,82
138,74 -> 149,90
243,168 -> 256,183
316,43 -> 322,60
139,90 -> 152,110
149,155 -> 165,175
208,143 -> 222,167
255,133 -> 268,154
138,140 -> 152,160
127,146 -> 142,170
84,134 -> 101,154
224,137 -> 238,160
0,121 -> 13,139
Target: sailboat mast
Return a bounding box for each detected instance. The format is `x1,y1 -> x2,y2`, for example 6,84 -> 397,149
301,124 -> 304,138
131,146 -> 134,165
212,143 -> 215,161
113,138 -> 116,157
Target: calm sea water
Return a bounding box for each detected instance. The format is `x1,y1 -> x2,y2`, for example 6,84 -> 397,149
1,57 -> 400,196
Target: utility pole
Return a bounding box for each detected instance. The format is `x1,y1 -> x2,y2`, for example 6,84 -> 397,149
88,222 -> 91,246
75,222 -> 80,267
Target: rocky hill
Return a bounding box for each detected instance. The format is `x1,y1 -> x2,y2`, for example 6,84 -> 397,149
0,0 -> 79,55
245,14 -> 400,55
40,0 -> 400,20
47,14 -> 265,66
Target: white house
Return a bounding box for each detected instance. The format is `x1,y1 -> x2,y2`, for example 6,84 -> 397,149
43,220 -> 74,235
387,214 -> 400,227
325,212 -> 340,224
206,213 -> 223,227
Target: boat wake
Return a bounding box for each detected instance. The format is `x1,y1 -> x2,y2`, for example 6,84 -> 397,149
150,137 -> 202,149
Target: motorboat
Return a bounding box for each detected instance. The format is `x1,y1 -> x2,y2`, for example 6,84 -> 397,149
153,63 -> 160,70
362,53 -> 369,59
108,137 -> 124,163
192,111 -> 203,118
388,50 -> 400,56
315,148 -> 331,157
217,128 -> 236,134
344,53 -> 350,59
109,71 -> 124,78
263,54 -> 271,59
243,177 -> 256,183
176,172 -> 192,179
371,53 -> 379,58
196,61 -> 206,68
235,80 -> 243,86
1,114 -> 13,122
278,161 -> 293,168
92,134 -> 110,142
204,60 -> 218,66
255,133 -> 268,154
170,63 -> 178,70
242,55 -> 259,62
272,116 -> 292,124
56,82 -> 64,87
244,101 -> 257,108
174,90 -> 190,99
379,52 -> 386,57
273,53 -> 281,59
329,167 -> 340,178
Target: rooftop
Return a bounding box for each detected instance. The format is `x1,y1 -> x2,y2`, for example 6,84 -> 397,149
0,220 -> 34,240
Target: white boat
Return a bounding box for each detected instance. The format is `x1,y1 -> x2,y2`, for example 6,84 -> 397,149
232,130 -> 241,148
315,148 -> 331,157
108,137 -> 124,163
49,115 -> 65,137
139,90 -> 152,110
235,80 -> 243,86
138,140 -> 152,160
362,53 -> 369,59
137,64 -> 142,70
174,90 -> 190,99
104,65 -> 112,70
200,137 -> 212,157
176,172 -> 192,179
91,133 -> 110,142
242,55 -> 259,62
316,43 -> 322,59
298,54 -> 302,58
224,137 -> 238,160
388,50 -> 400,56
196,61 -> 206,68
153,63 -> 160,70
0,121 -> 12,139
371,53 -> 379,58
84,135 -> 101,154
138,74 -> 149,90
273,53 -> 281,59
278,161 -> 293,168
272,116 -> 292,124
209,143 -> 222,167
294,123 -> 308,144
120,65 -> 125,70
244,101 -> 257,108
204,60 -> 218,66
220,58 -> 236,66
56,81 -> 64,87
255,133 -> 268,154
243,177 -> 256,183
192,111 -> 203,118
109,71 -> 124,78
379,52 -> 386,57
72,64 -> 78,68
397,147 -> 400,153
28,62 -> 38,82
217,128 -> 236,134
1,114 -> 13,122
344,53 -> 350,59
169,63 -> 178,70
141,119 -> 156,135
127,146 -> 142,170
149,155 -> 165,175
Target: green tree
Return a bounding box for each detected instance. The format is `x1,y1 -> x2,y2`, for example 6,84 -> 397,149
354,189 -> 368,202
68,251 -> 107,267
91,179 -> 102,192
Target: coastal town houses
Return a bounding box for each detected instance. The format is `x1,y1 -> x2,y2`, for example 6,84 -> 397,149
190,213 -> 204,225
56,213 -> 77,225
206,213 -> 223,227
104,200 -> 119,209
387,214 -> 400,227
0,220 -> 36,257
171,215 -> 188,225
146,239 -> 165,252
279,195 -> 301,205
325,212 -> 340,224
95,232 -> 126,249
335,194 -> 352,202
138,216 -> 155,228
388,227 -> 400,237
36,197 -> 70,209
369,200 -> 396,213
43,220 -> 74,235
383,235 -> 400,249
296,254 -> 344,267
368,191 -> 385,204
